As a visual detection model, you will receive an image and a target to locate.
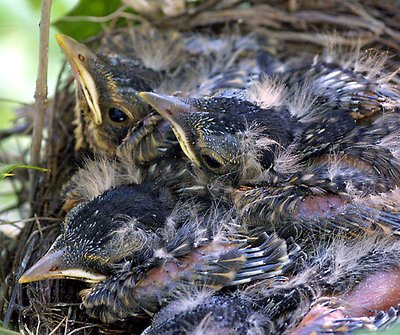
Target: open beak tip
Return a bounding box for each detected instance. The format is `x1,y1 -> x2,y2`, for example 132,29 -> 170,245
55,33 -> 71,51
18,269 -> 48,284
138,92 -> 160,105
138,92 -> 191,121
18,275 -> 30,284
55,33 -> 64,42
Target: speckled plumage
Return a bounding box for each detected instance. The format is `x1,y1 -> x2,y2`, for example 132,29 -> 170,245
51,35 -> 400,334
21,184 -> 297,324
143,293 -> 267,335
140,92 -> 298,183
242,235 -> 400,334
46,184 -> 170,276
141,48 -> 400,240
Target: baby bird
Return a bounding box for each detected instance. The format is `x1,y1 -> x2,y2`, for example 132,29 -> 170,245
139,91 -> 298,182
143,291 -> 267,335
141,46 -> 400,182
142,235 -> 400,334
56,33 -> 157,155
19,184 -> 168,284
19,184 -> 293,323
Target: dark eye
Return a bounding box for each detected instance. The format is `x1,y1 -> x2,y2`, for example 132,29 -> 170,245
108,108 -> 128,122
202,154 -> 222,170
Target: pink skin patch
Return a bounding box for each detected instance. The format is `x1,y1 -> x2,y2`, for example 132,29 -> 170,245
134,243 -> 237,294
289,268 -> 400,334
344,267 -> 400,317
297,195 -> 349,219
289,304 -> 346,335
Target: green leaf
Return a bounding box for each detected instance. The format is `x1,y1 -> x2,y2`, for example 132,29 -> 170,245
0,326 -> 21,335
53,0 -> 122,41
355,322 -> 400,334
0,163 -> 48,180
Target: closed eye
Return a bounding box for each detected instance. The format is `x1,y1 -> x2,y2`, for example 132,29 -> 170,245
201,153 -> 222,170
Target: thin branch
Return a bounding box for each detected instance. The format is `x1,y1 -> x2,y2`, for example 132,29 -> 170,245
3,236 -> 37,327
29,0 -> 52,207
54,5 -> 145,23
0,123 -> 31,141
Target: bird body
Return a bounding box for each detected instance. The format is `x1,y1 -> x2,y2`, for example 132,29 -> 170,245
142,292 -> 267,335
20,183 -> 295,323
242,234 -> 400,334
82,230 -> 290,322
264,48 -> 400,121
97,232 -> 400,334
141,47 -> 400,239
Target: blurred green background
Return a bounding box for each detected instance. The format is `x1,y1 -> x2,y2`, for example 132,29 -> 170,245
0,0 -> 80,130
0,0 -> 77,234
0,0 -> 121,231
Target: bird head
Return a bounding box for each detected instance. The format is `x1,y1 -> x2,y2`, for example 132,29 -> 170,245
19,185 -> 167,284
139,92 -> 296,181
56,34 -> 156,154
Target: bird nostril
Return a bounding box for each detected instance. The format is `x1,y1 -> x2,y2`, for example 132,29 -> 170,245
49,266 -> 59,272
78,54 -> 85,62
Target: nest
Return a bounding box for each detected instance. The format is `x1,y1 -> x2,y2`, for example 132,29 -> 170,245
1,0 -> 400,334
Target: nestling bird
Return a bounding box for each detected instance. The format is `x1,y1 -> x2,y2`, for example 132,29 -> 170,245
140,46 -> 400,183
19,184 -> 294,323
140,233 -> 400,334
139,91 -> 298,183
20,184 -> 169,283
56,33 -> 158,155
142,291 -> 268,335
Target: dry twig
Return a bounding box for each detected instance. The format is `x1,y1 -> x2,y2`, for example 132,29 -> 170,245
29,0 -> 52,206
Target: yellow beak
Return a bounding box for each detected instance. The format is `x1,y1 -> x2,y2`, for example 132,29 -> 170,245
139,92 -> 202,167
19,248 -> 107,284
56,33 -> 102,125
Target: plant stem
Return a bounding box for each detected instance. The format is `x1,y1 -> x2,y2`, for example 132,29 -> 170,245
29,0 -> 52,208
